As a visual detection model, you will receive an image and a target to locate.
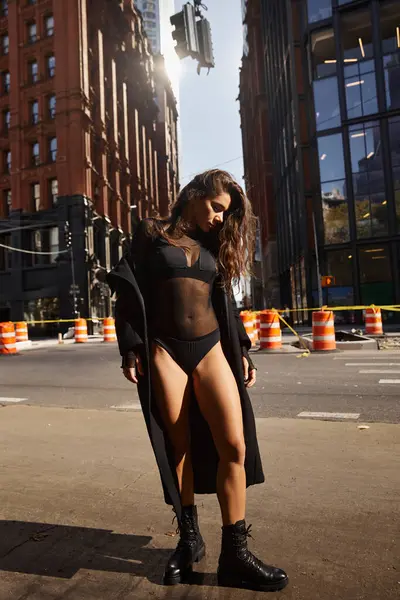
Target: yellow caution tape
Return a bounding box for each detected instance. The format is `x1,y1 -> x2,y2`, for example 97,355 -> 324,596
275,313 -> 311,359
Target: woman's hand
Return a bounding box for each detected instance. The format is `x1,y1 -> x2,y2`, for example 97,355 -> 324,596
122,355 -> 144,384
242,355 -> 256,388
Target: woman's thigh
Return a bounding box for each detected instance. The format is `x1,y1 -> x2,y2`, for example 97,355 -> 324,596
192,342 -> 245,463
151,342 -> 191,454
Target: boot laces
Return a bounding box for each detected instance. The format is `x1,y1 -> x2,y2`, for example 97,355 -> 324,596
171,508 -> 198,543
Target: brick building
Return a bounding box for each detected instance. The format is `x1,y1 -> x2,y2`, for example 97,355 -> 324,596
0,0 -> 179,333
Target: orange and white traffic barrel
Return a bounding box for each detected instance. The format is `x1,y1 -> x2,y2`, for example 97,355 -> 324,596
74,318 -> 88,343
312,310 -> 336,351
103,317 -> 117,342
0,322 -> 17,355
255,312 -> 261,340
260,310 -> 282,350
15,322 -> 29,343
240,311 -> 257,347
365,307 -> 383,335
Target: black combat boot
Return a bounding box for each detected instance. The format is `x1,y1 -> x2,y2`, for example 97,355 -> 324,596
163,505 -> 205,585
217,520 -> 289,592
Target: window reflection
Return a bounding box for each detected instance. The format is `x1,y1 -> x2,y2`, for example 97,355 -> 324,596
313,77 -> 340,131
380,1 -> 400,111
349,122 -> 387,238
318,132 -> 350,244
307,0 -> 332,24
388,116 -> 400,229
318,133 -> 345,181
321,180 -> 350,244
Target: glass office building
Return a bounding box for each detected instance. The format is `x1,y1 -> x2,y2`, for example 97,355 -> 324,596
252,0 -> 400,322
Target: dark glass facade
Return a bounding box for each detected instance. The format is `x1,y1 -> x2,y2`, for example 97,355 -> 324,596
245,0 -> 400,322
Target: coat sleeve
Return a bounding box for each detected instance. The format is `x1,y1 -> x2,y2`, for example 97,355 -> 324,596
114,293 -> 144,367
116,219 -> 154,368
231,293 -> 252,351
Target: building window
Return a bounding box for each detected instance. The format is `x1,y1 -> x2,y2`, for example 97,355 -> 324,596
0,233 -> 11,270
381,1 -> 400,111
2,33 -> 8,55
44,15 -> 54,37
3,70 -> 10,93
341,8 -> 378,119
1,0 -> 8,18
31,99 -> 39,124
31,182 -> 40,211
48,94 -> 56,119
31,141 -> 40,166
4,149 -> 10,173
29,61 -> 38,83
27,22 -> 37,44
3,188 -> 11,215
49,137 -> 57,162
311,28 -> 340,130
318,132 -> 350,245
3,108 -> 9,132
388,115 -> 400,230
49,178 -> 58,205
47,55 -> 55,78
27,0 -> 36,5
307,0 -> 331,24
358,245 -> 393,305
349,122 -> 387,239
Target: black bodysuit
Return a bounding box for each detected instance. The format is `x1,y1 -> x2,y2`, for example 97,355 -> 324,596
147,234 -> 221,374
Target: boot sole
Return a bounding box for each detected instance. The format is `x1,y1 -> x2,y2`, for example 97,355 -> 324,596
217,573 -> 289,592
163,544 -> 206,586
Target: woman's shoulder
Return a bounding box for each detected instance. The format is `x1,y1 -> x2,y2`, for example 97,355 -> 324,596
136,218 -> 167,238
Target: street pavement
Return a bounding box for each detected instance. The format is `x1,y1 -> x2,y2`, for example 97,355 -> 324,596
0,342 -> 399,599
1,342 -> 399,423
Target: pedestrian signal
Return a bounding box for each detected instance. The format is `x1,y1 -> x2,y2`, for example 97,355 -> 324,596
321,276 -> 335,287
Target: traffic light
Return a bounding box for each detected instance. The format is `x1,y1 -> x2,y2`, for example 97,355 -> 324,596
197,18 -> 215,70
321,275 -> 335,287
64,222 -> 72,248
170,3 -> 199,59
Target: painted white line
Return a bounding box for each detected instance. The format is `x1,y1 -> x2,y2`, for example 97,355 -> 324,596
0,397 -> 28,403
359,370 -> 400,374
345,363 -> 400,367
110,403 -> 142,410
379,379 -> 400,384
297,411 -> 360,420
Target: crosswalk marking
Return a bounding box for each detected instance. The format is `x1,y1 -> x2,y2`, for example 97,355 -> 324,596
345,363 -> 400,367
297,411 -> 360,420
379,379 -> 400,385
359,370 -> 400,374
0,397 -> 27,403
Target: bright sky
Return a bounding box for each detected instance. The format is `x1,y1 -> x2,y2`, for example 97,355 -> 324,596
174,0 -> 245,187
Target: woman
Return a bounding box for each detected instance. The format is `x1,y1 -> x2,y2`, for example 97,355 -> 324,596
107,170 -> 288,592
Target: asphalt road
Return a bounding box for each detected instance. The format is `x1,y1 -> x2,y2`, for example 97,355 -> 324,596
1,342 -> 399,423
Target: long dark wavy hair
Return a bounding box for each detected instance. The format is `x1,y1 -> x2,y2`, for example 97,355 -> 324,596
150,169 -> 256,289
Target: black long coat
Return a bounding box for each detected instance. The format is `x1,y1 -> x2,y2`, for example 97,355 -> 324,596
107,227 -> 265,522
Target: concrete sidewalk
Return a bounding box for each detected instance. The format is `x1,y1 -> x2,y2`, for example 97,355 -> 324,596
0,405 -> 399,600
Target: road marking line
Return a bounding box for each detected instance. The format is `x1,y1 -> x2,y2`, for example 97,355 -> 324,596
110,403 -> 142,410
379,379 -> 400,384
345,363 -> 400,367
359,370 -> 400,374
297,411 -> 360,420
0,397 -> 28,403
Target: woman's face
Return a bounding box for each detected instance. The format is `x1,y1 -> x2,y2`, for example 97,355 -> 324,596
192,192 -> 232,233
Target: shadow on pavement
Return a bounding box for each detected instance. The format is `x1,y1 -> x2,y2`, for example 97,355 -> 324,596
0,520 -> 220,589
0,520 -> 171,585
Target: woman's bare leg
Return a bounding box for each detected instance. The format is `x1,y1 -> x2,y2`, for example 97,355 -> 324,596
193,342 -> 246,525
151,343 -> 194,506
